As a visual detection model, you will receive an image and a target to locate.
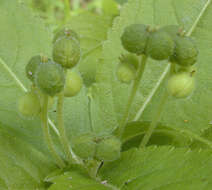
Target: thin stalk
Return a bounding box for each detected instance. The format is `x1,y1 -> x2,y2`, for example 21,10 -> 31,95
64,0 -> 71,21
57,92 -> 75,164
139,63 -> 175,148
41,95 -> 65,168
139,90 -> 169,148
116,55 -> 148,138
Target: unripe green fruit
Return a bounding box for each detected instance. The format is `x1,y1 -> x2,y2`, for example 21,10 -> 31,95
18,91 -> 41,117
53,27 -> 79,44
64,71 -> 83,97
119,53 -> 139,69
116,63 -> 136,84
35,61 -> 65,96
25,55 -> 42,82
26,55 -> 50,83
170,36 -> 198,66
72,133 -> 97,159
53,36 -> 81,69
167,72 -> 195,98
147,30 -> 175,60
95,136 -> 121,162
121,24 -> 149,55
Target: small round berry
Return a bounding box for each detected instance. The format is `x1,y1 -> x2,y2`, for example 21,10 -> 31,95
121,24 -> 149,55
64,71 -> 83,97
116,63 -> 136,84
72,133 -> 97,159
25,55 -> 49,82
167,72 -> 195,99
53,27 -> 79,44
170,36 -> 198,66
53,36 -> 81,69
35,61 -> 65,96
95,136 -> 121,162
18,91 -> 41,117
146,30 -> 175,60
119,53 -> 139,69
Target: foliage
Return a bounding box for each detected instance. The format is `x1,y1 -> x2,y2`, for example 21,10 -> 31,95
1,0 -> 212,189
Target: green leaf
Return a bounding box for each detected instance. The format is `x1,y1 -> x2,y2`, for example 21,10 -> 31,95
0,123 -> 55,190
100,146 -> 212,189
46,168 -> 114,190
0,0 -> 54,152
96,0 -> 212,136
121,121 -> 191,151
102,0 -> 119,16
114,0 -> 128,5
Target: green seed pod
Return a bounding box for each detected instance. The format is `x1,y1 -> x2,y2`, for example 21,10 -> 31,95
167,72 -> 195,99
119,53 -> 139,69
121,24 -> 149,55
170,36 -> 198,66
35,61 -> 65,96
25,55 -> 50,82
116,62 -> 136,84
146,30 -> 175,60
53,27 -> 79,44
25,55 -> 41,82
53,36 -> 81,69
64,70 -> 83,97
18,91 -> 41,118
72,133 -> 97,159
95,136 -> 121,162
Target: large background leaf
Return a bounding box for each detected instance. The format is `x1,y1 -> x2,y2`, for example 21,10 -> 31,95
0,0 -> 52,152
46,168 -> 115,190
100,146 -> 212,189
96,0 -> 212,135
0,123 -> 55,189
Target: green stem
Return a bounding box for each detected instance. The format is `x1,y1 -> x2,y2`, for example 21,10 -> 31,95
57,92 -> 75,164
116,55 -> 148,138
139,90 -> 169,148
139,63 -> 175,148
41,95 -> 65,168
64,0 -> 71,22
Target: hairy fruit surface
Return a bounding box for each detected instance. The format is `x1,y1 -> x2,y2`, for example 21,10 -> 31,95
167,72 -> 195,99
121,24 -> 149,55
170,36 -> 198,66
53,36 -> 81,69
64,71 -> 83,97
147,30 -> 175,60
35,61 -> 65,96
53,27 -> 79,44
18,91 -> 41,117
116,62 -> 136,84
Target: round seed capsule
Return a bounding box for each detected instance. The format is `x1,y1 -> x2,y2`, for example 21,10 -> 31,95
121,24 -> 149,55
64,71 -> 83,97
18,91 -> 41,118
35,61 -> 65,96
146,30 -> 175,60
167,72 -> 195,99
